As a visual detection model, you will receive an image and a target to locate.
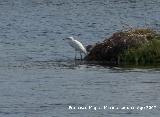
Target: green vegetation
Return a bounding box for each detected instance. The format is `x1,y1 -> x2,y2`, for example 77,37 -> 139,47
120,33 -> 160,65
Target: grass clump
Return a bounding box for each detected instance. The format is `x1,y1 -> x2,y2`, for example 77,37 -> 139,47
120,38 -> 160,65
85,28 -> 160,66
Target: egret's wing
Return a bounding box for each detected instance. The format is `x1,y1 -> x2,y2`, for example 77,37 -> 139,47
73,40 -> 87,54
67,38 -> 87,54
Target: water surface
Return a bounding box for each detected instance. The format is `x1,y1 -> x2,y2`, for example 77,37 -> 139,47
0,0 -> 160,117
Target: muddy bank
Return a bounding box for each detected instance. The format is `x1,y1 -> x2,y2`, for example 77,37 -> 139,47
85,28 -> 160,65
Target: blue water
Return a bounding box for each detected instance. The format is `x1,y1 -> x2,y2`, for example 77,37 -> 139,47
0,0 -> 160,117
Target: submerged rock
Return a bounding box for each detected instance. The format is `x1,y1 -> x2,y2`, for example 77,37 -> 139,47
85,28 -> 158,64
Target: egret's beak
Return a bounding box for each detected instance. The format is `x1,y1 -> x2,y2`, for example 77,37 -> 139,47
63,38 -> 69,40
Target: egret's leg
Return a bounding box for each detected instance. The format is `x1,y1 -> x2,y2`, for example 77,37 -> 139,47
75,50 -> 77,60
80,52 -> 82,60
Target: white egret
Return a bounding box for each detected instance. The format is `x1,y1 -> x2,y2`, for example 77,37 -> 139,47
63,37 -> 87,60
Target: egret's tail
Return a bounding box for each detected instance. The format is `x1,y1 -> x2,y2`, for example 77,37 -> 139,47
83,48 -> 88,55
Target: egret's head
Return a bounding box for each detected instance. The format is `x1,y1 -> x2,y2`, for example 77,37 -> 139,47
63,36 -> 74,41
